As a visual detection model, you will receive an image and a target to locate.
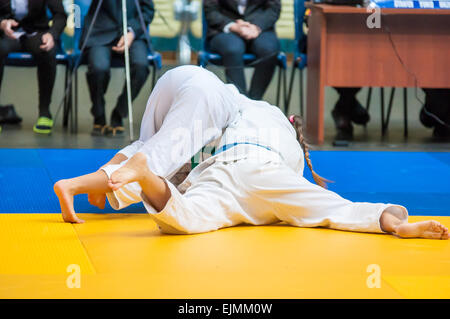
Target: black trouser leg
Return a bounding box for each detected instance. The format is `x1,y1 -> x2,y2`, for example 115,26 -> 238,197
22,33 -> 58,118
86,45 -> 112,125
209,32 -> 247,95
113,40 -> 150,125
334,87 -> 361,108
247,31 -> 280,100
422,89 -> 450,136
423,89 -> 450,122
0,36 -> 23,104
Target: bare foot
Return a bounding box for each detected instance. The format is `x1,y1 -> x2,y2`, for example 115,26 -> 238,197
54,180 -> 85,224
396,220 -> 449,239
109,152 -> 149,191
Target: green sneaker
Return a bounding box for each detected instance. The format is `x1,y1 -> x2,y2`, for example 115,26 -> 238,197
33,117 -> 53,134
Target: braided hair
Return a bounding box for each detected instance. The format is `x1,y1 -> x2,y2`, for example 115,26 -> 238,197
289,115 -> 329,188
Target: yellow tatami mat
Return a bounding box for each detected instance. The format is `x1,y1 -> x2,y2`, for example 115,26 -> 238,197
0,214 -> 449,298
0,214 -> 95,275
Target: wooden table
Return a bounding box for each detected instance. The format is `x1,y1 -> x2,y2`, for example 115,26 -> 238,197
306,4 -> 450,144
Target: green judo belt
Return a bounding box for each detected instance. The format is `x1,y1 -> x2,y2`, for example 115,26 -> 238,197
190,145 -> 216,169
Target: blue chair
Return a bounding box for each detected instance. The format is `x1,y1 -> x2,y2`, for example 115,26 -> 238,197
286,0 -> 307,116
197,2 -> 288,112
71,0 -> 163,133
3,11 -> 73,129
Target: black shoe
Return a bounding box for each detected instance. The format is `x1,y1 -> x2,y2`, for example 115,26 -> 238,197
107,108 -> 125,137
335,127 -> 353,141
332,107 -> 354,141
433,124 -> 450,140
350,101 -> 370,125
0,104 -> 22,124
110,108 -> 123,127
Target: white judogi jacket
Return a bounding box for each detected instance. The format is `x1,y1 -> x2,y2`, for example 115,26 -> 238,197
115,65 -> 241,181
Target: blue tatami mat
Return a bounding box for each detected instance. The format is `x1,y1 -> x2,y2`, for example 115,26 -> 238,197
0,149 -> 146,214
0,149 -> 449,215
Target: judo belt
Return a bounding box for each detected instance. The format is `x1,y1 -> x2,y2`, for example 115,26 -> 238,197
213,142 -> 284,160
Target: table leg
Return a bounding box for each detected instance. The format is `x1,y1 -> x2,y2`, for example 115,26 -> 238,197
306,8 -> 326,144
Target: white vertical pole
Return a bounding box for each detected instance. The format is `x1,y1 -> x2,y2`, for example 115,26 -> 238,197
122,0 -> 134,141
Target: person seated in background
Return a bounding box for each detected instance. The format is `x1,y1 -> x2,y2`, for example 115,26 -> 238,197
333,88 -> 450,140
82,0 -> 154,137
331,87 -> 370,140
0,0 -> 67,134
204,0 -> 281,100
300,11 -> 449,141
420,89 -> 450,139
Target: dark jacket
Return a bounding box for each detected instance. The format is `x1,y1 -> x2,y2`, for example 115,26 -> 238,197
81,0 -> 155,49
0,0 -> 67,39
204,0 -> 281,40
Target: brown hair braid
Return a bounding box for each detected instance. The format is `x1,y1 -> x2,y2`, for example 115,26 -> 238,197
289,115 -> 330,188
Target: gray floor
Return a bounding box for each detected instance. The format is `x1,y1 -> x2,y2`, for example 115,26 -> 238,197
1,62 -> 449,151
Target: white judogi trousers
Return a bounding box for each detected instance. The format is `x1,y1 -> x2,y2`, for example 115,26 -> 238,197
145,146 -> 408,235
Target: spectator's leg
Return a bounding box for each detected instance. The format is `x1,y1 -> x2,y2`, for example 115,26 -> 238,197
332,87 -> 363,140
335,87 -> 369,125
247,31 -> 280,100
86,45 -> 112,126
112,40 -> 150,127
421,88 -> 450,138
209,33 -> 247,95
23,33 -> 57,119
0,36 -> 23,103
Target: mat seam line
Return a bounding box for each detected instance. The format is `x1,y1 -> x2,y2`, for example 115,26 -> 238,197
36,149 -> 98,275
72,224 -> 98,275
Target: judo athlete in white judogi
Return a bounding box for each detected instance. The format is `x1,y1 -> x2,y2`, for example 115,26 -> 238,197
54,66 -> 449,239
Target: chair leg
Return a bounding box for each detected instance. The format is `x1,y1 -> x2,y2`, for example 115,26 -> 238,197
151,65 -> 157,90
69,69 -> 74,134
299,69 -> 304,118
66,67 -> 73,134
366,87 -> 372,112
380,87 -> 385,136
63,67 -> 69,129
364,87 -> 372,129
383,87 -> 396,134
276,66 -> 282,108
282,67 -> 287,114
67,68 -> 73,132
287,62 -> 297,114
73,69 -> 78,134
403,87 -> 408,137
